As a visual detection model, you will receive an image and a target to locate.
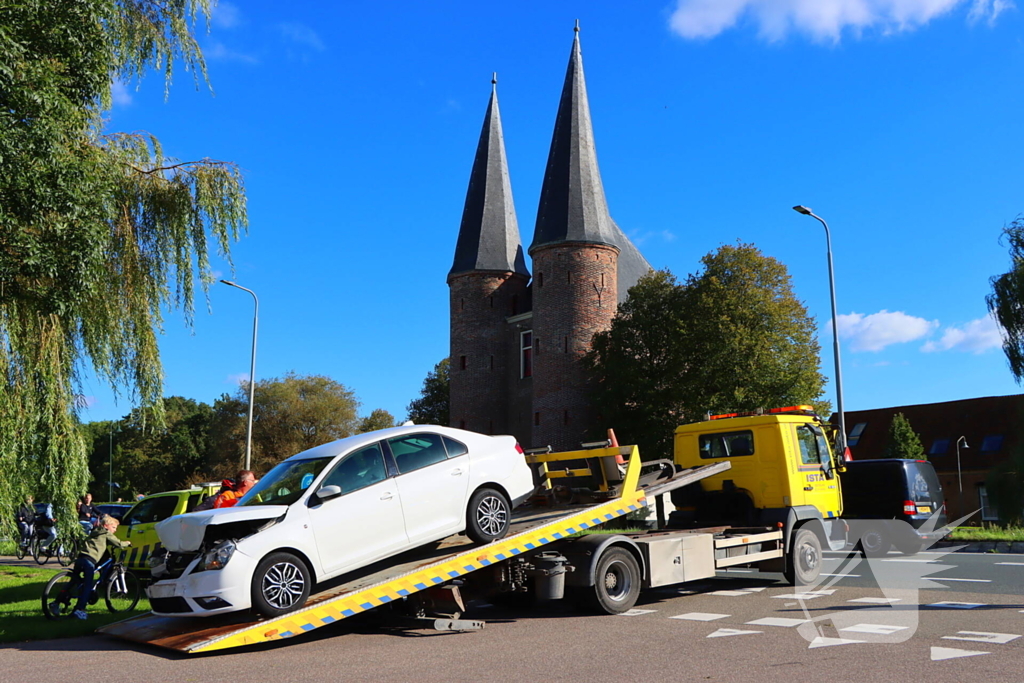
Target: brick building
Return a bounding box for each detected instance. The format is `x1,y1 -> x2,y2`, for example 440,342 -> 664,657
840,394 -> 1024,523
447,28 -> 651,450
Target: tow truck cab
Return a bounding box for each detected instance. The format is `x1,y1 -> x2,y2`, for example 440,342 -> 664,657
671,406 -> 848,562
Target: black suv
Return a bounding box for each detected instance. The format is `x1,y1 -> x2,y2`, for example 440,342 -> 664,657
840,459 -> 948,556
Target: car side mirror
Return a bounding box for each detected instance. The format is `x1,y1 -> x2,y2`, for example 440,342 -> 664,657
318,485 -> 343,500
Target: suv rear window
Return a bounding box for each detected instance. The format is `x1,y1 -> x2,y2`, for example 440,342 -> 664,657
699,431 -> 754,459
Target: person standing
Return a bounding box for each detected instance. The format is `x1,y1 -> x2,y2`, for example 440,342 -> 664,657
77,493 -> 99,533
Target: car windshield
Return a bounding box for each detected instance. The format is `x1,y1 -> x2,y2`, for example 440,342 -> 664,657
237,457 -> 334,507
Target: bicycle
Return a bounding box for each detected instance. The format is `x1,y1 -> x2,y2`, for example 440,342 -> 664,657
41,555 -> 141,619
15,523 -> 33,560
31,527 -> 75,567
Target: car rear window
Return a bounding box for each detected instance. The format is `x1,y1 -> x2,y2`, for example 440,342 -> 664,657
390,433 -> 449,473
443,436 -> 469,458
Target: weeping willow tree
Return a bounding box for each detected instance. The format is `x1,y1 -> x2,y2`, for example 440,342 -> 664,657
0,0 -> 247,539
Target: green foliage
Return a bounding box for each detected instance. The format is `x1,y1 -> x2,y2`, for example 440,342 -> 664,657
406,358 -> 450,426
988,216 -> 1024,383
587,244 -> 828,461
0,0 -> 245,540
882,413 -> 926,460
359,408 -> 396,433
207,372 -> 362,477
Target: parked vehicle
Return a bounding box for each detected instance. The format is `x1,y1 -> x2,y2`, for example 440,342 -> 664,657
114,483 -> 222,572
839,458 -> 947,556
95,503 -> 132,522
148,425 -> 535,618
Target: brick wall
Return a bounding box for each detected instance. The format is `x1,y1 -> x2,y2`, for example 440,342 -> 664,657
448,271 -> 529,435
530,242 -> 619,450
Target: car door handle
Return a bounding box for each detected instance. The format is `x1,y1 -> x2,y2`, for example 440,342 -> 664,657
451,468 -> 463,476
380,493 -> 393,501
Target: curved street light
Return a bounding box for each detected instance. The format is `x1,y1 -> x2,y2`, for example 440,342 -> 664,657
793,206 -> 847,457
221,280 -> 259,472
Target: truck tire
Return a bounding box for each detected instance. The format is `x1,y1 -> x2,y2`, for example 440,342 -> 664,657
578,547 -> 641,614
251,552 -> 311,618
783,527 -> 822,586
466,488 -> 510,544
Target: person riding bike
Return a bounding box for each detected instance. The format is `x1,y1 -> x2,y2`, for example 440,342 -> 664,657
34,501 -> 57,553
16,495 -> 35,551
59,514 -> 131,620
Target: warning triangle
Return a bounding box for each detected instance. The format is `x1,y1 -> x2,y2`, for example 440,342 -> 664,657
930,647 -> 990,661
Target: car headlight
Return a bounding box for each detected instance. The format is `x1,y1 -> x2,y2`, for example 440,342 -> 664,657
197,540 -> 236,571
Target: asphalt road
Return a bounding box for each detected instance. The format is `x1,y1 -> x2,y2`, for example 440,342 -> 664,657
3,550 -> 1024,682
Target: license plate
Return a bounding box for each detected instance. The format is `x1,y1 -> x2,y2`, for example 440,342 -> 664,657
147,583 -> 176,599
917,505 -> 932,514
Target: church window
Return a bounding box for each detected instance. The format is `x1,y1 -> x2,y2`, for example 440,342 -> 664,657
521,332 -> 533,378
460,355 -> 467,371
538,272 -> 544,288
534,411 -> 541,426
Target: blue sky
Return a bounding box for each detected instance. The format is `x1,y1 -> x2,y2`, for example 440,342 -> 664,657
80,0 -> 1024,427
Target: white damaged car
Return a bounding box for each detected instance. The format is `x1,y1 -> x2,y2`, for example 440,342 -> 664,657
148,425 -> 535,617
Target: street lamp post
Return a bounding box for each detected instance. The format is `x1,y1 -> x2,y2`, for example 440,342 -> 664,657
221,280 -> 259,472
956,436 -> 968,519
792,206 -> 847,457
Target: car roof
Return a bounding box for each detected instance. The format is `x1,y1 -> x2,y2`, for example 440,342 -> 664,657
284,425 -> 490,462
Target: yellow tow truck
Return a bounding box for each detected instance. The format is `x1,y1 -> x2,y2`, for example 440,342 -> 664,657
671,405 -> 848,584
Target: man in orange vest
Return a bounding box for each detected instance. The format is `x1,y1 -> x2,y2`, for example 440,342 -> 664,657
213,470 -> 257,508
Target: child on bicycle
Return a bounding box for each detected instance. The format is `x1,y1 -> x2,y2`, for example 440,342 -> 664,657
66,514 -> 131,620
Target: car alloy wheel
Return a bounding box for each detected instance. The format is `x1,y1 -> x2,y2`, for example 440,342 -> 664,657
476,494 -> 508,537
262,560 -> 307,610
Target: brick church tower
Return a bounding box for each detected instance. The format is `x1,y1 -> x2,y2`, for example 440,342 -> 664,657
449,27 -> 650,450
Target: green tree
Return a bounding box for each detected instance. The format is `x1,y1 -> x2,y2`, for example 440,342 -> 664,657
358,408 -> 396,433
882,413 -> 926,460
406,358 -> 450,426
207,373 -> 361,477
988,216 -> 1024,382
1,2 -> 245,535
588,245 -> 829,461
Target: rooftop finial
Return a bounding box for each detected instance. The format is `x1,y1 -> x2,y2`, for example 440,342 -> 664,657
574,18 -> 580,33
492,71 -> 497,92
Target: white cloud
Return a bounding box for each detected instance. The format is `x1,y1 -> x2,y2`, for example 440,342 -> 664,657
211,1 -> 241,29
833,310 -> 939,351
279,23 -> 326,52
668,0 -> 1014,42
206,41 -> 259,64
111,80 -> 132,107
922,314 -> 1003,353
226,372 -> 251,386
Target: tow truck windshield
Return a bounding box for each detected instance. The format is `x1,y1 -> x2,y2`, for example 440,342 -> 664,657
238,457 -> 333,507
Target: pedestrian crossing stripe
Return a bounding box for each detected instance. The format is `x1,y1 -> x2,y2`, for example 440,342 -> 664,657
194,486 -> 648,652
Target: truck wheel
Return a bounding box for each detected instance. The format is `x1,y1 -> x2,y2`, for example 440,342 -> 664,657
466,488 -> 510,544
783,528 -> 822,586
580,547 -> 641,614
856,526 -> 890,558
251,552 -> 311,618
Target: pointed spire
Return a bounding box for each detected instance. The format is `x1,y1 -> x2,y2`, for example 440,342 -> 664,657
530,25 -> 651,301
449,77 -> 529,279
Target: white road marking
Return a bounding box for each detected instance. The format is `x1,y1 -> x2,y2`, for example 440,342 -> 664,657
942,631 -> 1021,645
930,647 -> 990,661
616,609 -> 657,617
772,590 -> 836,600
711,590 -> 754,597
934,577 -> 992,583
929,601 -> 986,609
840,623 -> 908,635
809,636 -> 864,648
848,597 -> 901,604
995,562 -> 1024,566
881,558 -> 936,563
707,628 -> 761,638
745,617 -> 809,628
743,586 -> 767,592
670,612 -> 730,621
821,573 -> 862,578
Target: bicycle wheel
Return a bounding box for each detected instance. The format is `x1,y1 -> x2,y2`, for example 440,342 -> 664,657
32,538 -> 48,565
57,538 -> 77,567
42,570 -> 77,620
15,539 -> 26,560
105,567 -> 141,613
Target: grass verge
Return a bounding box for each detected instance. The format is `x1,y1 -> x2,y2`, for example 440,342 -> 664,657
947,526 -> 1024,542
0,565 -> 150,644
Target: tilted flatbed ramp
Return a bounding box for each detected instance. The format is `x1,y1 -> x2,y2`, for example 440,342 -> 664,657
98,448 -> 728,653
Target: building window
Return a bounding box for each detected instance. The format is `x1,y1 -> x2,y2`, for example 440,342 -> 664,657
847,422 -> 867,446
981,435 -> 1004,453
459,419 -> 466,429
534,411 -> 540,426
564,336 -> 568,353
564,410 -> 570,425
459,355 -> 467,370
489,355 -> 494,371
488,420 -> 493,435
511,294 -> 519,315
929,438 -> 951,455
521,331 -> 533,378
489,296 -> 493,308
979,484 -> 998,521
538,273 -> 544,288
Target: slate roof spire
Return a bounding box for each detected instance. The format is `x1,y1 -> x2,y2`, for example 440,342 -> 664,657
449,75 -> 529,279
530,24 -> 651,301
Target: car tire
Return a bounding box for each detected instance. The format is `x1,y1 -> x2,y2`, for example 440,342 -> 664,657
577,547 -> 641,615
466,488 -> 511,544
784,527 -> 822,586
251,552 -> 312,618
856,526 -> 890,558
